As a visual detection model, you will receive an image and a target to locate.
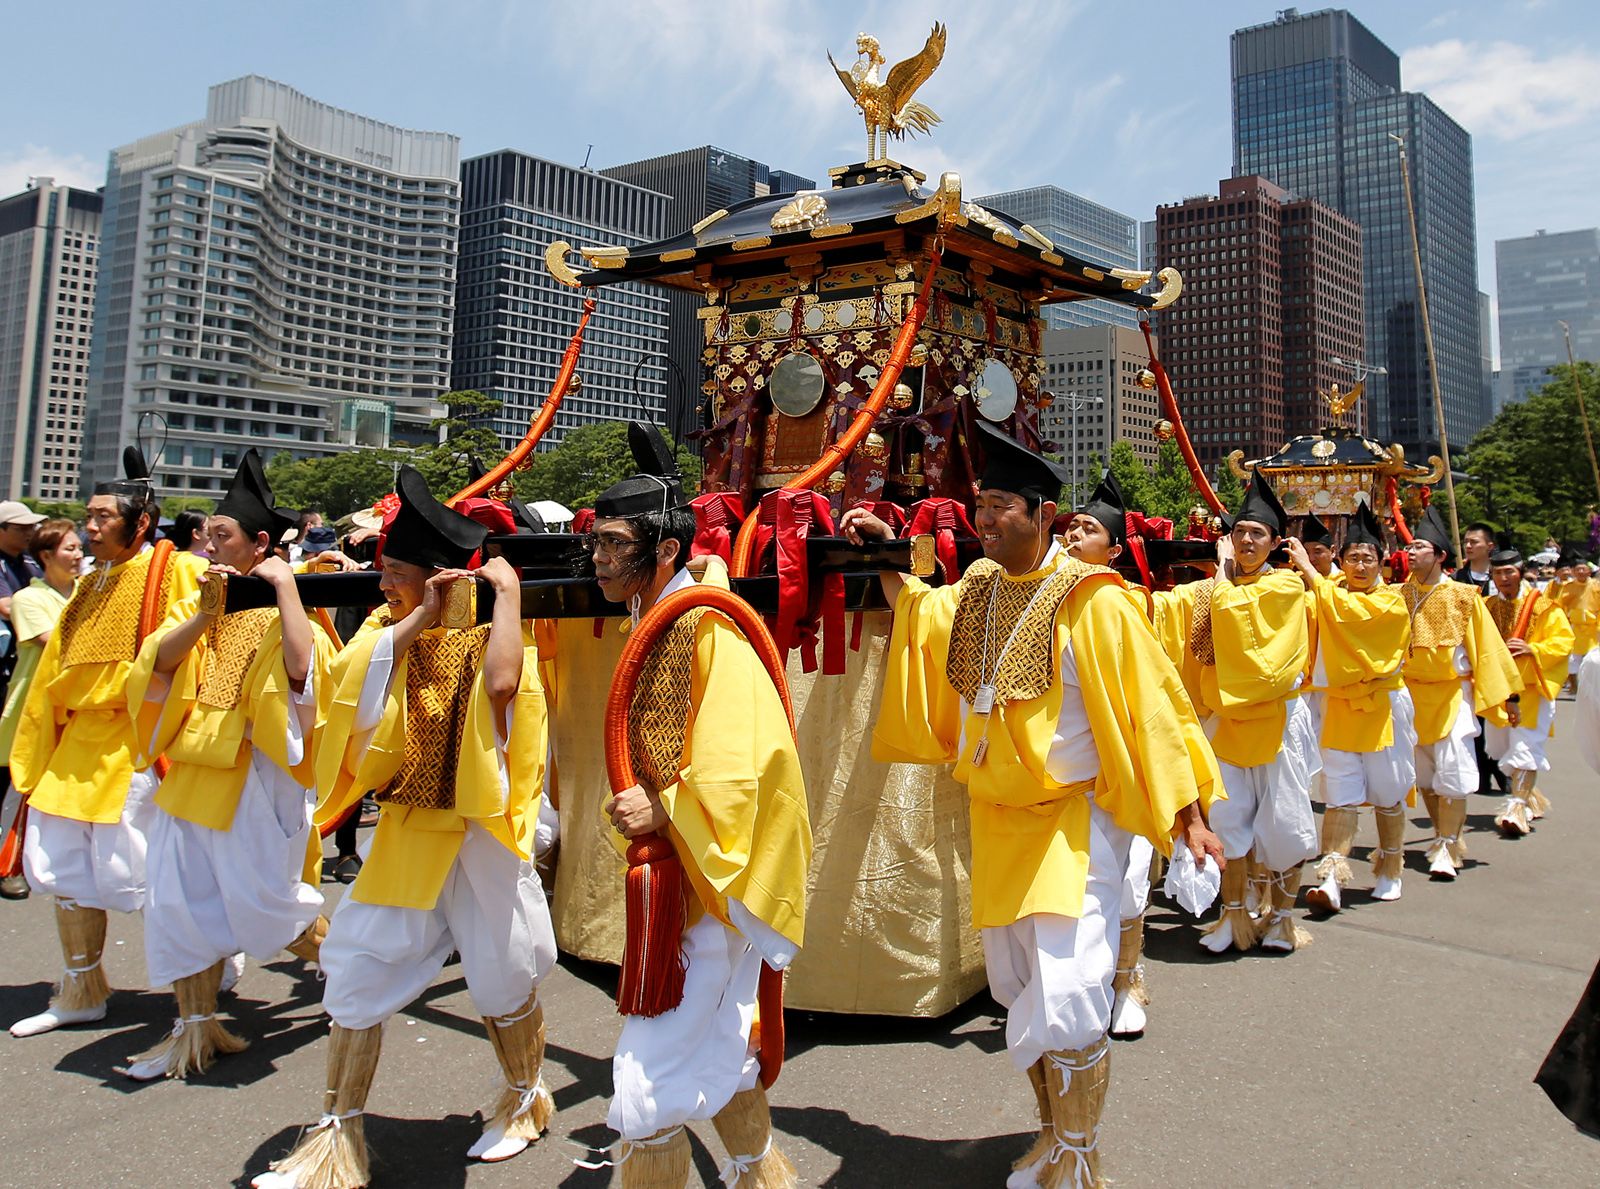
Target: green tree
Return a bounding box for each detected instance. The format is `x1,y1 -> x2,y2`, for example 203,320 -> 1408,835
513,422 -> 702,511
266,450 -> 395,519
1106,440 -> 1155,514
1146,438 -> 1204,524
1452,362 -> 1600,553
22,498 -> 87,523
1212,459 -> 1245,513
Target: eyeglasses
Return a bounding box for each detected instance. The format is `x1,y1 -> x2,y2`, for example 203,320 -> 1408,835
586,531 -> 640,559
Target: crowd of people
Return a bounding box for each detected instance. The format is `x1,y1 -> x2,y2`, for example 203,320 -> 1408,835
1,424 -> 1593,1188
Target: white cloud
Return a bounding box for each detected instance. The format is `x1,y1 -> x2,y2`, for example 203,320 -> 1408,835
1403,39 -> 1600,138
0,144 -> 103,197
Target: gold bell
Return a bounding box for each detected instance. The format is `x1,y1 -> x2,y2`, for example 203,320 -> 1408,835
1155,418 -> 1174,441
861,431 -> 888,462
890,382 -> 914,409
908,342 -> 929,368
823,471 -> 847,494
568,373 -> 584,393
1136,368 -> 1157,390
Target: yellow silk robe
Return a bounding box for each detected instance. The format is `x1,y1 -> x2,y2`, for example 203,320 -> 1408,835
600,560 -> 812,950
1400,579 -> 1521,745
126,594 -> 336,831
314,618 -> 547,911
1555,578 -> 1599,657
1310,578 -> 1410,752
874,553 -> 1220,931
1151,569 -> 1310,769
11,549 -> 207,824
1483,589 -> 1573,727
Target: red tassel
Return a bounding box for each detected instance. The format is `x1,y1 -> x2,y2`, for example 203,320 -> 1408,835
616,833 -> 688,1018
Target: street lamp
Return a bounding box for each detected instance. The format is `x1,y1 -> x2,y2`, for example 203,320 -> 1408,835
1330,356 -> 1388,383
1057,392 -> 1104,505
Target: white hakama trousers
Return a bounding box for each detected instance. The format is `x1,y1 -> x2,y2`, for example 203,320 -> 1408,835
1321,687 -> 1419,809
24,768 -> 157,914
1206,696 -> 1320,868
319,821 -> 557,1031
609,913 -> 767,1141
983,803 -> 1132,1071
1414,680 -> 1481,799
1120,834 -> 1155,921
1485,695 -> 1555,775
142,751 -> 324,987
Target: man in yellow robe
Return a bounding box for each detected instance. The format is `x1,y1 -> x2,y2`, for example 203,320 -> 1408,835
843,424 -> 1222,1189
1060,470 -> 1223,1042
9,448 -> 207,1038
254,467 -> 557,1189
1289,504 -> 1416,911
1552,551 -> 1597,692
1400,507 -> 1521,881
122,450 -> 334,1081
1482,548 -> 1574,836
1150,472 -> 1318,955
586,423 -> 811,1189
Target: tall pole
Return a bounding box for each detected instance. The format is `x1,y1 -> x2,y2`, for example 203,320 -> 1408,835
1560,320 -> 1600,506
1391,132 -> 1462,560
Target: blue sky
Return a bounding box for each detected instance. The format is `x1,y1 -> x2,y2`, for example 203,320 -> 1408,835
3,1 -> 1594,361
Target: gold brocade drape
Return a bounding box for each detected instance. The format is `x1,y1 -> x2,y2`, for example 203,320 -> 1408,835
548,613 -> 986,1017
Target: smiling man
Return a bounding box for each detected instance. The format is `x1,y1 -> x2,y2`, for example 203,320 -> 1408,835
844,424 -> 1221,1189
123,449 -> 333,1082
255,466 -> 557,1189
1150,472 -> 1319,956
8,449 -> 207,1038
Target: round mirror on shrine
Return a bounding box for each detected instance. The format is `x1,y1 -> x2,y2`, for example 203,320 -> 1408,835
769,351 -> 827,418
774,308 -> 793,334
835,301 -> 858,327
803,304 -> 826,333
743,313 -> 763,338
974,358 -> 1019,421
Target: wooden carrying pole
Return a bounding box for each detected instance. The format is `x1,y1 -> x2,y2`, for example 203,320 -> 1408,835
1559,321 -> 1600,505
1392,133 -> 1463,560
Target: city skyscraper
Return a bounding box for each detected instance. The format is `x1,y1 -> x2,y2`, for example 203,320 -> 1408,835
0,179 -> 101,501
1232,8 -> 1485,456
600,146 -> 814,441
452,151 -> 671,450
1040,325 -> 1163,497
84,76 -> 460,499
1496,228 -> 1600,407
978,186 -> 1141,330
1156,175 -> 1364,470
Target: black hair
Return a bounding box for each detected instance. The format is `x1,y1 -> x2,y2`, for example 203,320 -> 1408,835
587,505 -> 696,587
1463,522 -> 1495,542
100,492 -> 159,548
1339,539 -> 1382,561
171,509 -> 207,550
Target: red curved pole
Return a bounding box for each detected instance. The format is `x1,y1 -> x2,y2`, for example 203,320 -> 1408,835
447,295 -> 597,506
729,246 -> 943,577
604,584 -> 794,1086
1385,476 -> 1413,544
1140,319 -> 1224,516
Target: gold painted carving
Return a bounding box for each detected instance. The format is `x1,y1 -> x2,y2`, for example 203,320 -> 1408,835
829,23 -> 948,161
544,240 -> 581,288
771,193 -> 830,233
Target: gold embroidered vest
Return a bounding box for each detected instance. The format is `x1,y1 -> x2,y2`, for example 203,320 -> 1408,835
627,608 -> 707,794
1402,580 -> 1477,652
196,608 -> 277,710
58,557 -> 171,667
945,557 -> 1114,705
1186,579 -> 1218,667
1486,591 -> 1530,640
376,625 -> 492,811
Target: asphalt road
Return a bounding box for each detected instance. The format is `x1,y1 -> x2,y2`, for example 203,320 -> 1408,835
3,717 -> 1597,1188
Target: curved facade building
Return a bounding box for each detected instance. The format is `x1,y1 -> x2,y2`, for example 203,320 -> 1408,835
84,76 -> 459,499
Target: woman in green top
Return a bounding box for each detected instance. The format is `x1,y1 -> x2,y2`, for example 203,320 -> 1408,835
0,520 -> 82,899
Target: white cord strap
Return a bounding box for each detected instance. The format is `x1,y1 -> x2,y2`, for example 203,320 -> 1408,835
1041,1126 -> 1100,1189
1045,1037 -> 1109,1097
506,1079 -> 550,1121
170,1013 -> 214,1037
492,999 -> 540,1027
572,1125 -> 683,1171
312,1109 -> 363,1132
719,1135 -> 773,1186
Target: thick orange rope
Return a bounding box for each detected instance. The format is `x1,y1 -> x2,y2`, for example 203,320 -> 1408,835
447,295 -> 597,506
1385,477 -> 1413,544
729,247 -> 943,577
604,583 -> 794,1086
